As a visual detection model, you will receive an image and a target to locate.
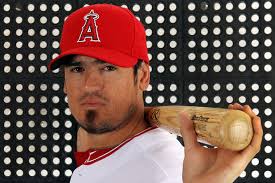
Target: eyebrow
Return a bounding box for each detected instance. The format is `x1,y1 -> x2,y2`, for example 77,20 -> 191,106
64,62 -> 81,67
64,59 -> 108,67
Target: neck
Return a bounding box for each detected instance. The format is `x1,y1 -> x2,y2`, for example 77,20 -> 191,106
77,108 -> 150,152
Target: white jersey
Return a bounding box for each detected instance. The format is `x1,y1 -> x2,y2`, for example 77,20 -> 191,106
71,127 -> 184,183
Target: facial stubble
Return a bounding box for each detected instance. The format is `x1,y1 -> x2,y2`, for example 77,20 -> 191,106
80,103 -> 137,134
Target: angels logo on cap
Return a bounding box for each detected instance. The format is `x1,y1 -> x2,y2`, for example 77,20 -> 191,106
78,10 -> 100,43
48,4 -> 149,71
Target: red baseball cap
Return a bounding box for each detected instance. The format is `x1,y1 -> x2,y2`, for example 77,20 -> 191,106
48,4 -> 149,70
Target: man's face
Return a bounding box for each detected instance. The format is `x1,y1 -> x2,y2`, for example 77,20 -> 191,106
63,55 -> 145,134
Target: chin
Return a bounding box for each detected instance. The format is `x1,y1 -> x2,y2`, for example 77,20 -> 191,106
81,122 -> 115,134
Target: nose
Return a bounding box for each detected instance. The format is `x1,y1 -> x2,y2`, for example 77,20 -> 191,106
83,70 -> 104,92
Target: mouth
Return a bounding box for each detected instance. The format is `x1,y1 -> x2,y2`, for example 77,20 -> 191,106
81,102 -> 103,108
80,99 -> 105,109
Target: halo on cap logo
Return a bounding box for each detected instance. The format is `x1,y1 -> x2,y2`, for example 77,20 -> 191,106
78,10 -> 100,43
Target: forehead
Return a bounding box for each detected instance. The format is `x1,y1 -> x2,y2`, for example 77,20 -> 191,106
71,55 -> 106,64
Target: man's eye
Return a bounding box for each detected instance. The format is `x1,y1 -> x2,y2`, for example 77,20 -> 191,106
70,66 -> 84,73
103,65 -> 117,71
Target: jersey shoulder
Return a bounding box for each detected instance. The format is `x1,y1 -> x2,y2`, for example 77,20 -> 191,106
130,128 -> 184,182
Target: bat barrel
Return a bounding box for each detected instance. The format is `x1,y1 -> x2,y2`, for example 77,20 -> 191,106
146,106 -> 253,151
217,110 -> 253,150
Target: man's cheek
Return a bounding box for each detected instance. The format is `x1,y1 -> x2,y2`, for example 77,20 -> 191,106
67,96 -> 77,112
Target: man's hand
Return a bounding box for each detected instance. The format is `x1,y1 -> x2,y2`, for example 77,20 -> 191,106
180,103 -> 263,183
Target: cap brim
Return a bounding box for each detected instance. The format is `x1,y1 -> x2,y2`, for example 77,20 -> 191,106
48,46 -> 138,70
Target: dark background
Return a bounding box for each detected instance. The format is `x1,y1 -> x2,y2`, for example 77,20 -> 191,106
0,0 -> 274,182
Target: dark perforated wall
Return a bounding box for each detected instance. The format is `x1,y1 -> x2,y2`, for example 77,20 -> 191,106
1,0 -> 274,182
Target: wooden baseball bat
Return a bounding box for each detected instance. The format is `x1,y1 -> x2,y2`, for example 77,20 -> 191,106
145,106 -> 253,151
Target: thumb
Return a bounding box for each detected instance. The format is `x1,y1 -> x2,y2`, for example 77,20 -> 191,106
179,112 -> 199,151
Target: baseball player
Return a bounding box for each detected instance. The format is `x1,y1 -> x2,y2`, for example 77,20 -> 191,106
48,4 -> 262,183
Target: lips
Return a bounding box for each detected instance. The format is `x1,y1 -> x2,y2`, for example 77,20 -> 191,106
82,102 -> 102,107
80,99 -> 105,108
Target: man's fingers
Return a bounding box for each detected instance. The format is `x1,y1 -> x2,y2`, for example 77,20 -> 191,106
228,104 -> 234,109
249,116 -> 263,153
243,105 -> 257,118
228,103 -> 262,157
229,103 -> 257,118
179,112 -> 199,152
228,103 -> 243,110
242,115 -> 263,158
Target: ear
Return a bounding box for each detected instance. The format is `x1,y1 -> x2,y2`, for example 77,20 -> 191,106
138,63 -> 150,91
